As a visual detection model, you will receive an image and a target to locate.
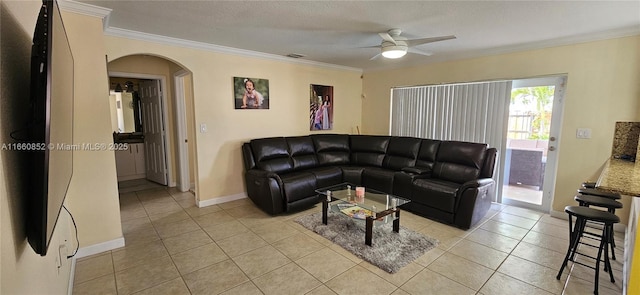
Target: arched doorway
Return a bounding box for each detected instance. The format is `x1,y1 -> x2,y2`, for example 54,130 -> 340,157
107,54 -> 197,195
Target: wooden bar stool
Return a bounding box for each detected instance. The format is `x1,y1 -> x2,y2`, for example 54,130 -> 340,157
574,194 -> 623,260
577,188 -> 621,200
556,206 -> 619,294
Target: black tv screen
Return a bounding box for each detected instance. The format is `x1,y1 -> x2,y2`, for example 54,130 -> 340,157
27,0 -> 74,256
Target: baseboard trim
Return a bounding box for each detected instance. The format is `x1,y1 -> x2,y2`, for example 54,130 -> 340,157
549,209 -> 567,220
67,257 -> 77,295
198,193 -> 246,208
117,174 -> 146,182
75,237 -> 125,259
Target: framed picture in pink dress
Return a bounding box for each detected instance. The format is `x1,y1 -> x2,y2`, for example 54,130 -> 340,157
310,84 -> 333,130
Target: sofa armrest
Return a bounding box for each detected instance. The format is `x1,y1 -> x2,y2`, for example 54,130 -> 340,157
246,169 -> 280,180
459,178 -> 494,190
454,178 -> 495,229
401,166 -> 432,176
245,169 -> 285,215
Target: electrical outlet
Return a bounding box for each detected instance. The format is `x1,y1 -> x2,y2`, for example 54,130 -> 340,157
200,123 -> 207,133
576,128 -> 591,139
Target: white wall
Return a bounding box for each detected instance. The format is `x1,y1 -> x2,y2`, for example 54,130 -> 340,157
61,10 -> 123,250
104,36 -> 364,204
362,36 -> 640,225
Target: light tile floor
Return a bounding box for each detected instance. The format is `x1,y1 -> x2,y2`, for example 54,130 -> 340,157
72,187 -> 625,295
117,179 -> 166,194
502,184 -> 543,205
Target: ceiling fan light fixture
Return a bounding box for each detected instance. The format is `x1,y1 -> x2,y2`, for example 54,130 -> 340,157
381,45 -> 407,59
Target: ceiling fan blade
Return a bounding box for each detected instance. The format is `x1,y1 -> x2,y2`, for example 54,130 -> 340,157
369,53 -> 381,60
408,47 -> 433,56
406,35 -> 456,47
378,32 -> 397,45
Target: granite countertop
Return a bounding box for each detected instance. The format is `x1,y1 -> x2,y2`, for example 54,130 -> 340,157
597,158 -> 640,196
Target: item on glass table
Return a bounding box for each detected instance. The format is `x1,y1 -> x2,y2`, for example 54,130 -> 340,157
340,206 -> 373,220
326,190 -> 331,202
347,185 -> 351,195
391,198 -> 397,210
355,186 -> 365,197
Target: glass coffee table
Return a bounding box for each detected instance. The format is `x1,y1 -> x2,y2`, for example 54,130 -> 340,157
316,183 -> 411,246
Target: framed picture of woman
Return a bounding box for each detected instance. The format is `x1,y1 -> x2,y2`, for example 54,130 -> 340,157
234,77 -> 269,109
310,84 -> 333,130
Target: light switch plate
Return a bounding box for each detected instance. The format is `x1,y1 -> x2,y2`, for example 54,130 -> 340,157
200,123 -> 207,133
576,128 -> 591,139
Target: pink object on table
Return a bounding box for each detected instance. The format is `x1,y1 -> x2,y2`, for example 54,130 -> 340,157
355,186 -> 365,198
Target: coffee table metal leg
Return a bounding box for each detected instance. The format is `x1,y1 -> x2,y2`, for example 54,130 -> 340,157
365,217 -> 373,246
322,200 -> 328,225
393,209 -> 400,233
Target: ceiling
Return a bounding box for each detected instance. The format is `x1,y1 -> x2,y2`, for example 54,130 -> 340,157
75,0 -> 640,71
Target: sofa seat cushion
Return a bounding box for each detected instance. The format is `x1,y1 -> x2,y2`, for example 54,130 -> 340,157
412,179 -> 460,213
362,167 -> 395,193
307,166 -> 343,189
279,172 -> 317,203
340,166 -> 365,184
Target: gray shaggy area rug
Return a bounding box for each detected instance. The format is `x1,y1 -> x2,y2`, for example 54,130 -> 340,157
294,212 -> 439,273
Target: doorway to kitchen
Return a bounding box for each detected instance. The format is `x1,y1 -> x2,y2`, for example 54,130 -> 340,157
500,76 -> 567,213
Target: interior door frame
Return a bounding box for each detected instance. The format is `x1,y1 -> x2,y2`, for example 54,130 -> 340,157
109,71 -> 174,187
173,70 -> 190,192
499,75 -> 567,213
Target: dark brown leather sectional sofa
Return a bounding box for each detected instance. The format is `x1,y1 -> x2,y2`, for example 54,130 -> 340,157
241,134 -> 497,229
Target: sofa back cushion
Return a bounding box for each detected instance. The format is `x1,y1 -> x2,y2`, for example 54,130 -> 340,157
312,134 -> 350,166
286,136 -> 318,170
250,137 -> 293,173
350,135 -> 389,167
432,141 -> 487,184
480,148 -> 498,178
416,139 -> 441,170
383,137 -> 421,170
242,143 -> 256,170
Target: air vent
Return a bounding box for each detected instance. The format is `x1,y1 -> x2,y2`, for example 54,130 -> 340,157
285,53 -> 305,59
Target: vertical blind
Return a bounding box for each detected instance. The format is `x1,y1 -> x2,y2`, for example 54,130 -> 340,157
390,81 -> 512,200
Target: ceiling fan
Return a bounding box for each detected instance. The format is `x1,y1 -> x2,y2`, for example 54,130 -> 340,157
370,29 -> 456,60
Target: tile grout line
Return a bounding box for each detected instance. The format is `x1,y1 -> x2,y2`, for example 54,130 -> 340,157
90,187 -> 624,295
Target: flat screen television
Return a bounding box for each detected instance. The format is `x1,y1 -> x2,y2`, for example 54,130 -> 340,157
26,0 -> 74,256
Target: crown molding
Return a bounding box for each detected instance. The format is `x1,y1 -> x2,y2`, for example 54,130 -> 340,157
58,0 -> 362,72
103,27 -> 362,73
57,0 -> 112,30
